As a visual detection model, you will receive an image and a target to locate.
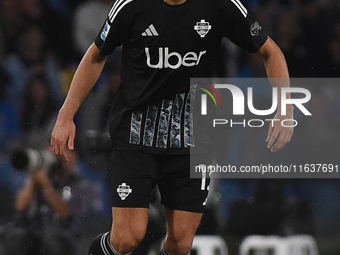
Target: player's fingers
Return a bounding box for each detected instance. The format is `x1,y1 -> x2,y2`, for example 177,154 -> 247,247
51,135 -> 68,162
287,128 -> 294,142
58,142 -> 69,162
50,128 -> 57,147
53,139 -> 61,159
50,133 -> 56,151
282,128 -> 294,145
68,134 -> 75,150
271,128 -> 293,152
267,129 -> 278,150
266,124 -> 273,143
270,132 -> 285,152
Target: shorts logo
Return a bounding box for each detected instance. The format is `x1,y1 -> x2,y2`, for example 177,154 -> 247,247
100,21 -> 111,41
117,183 -> 132,200
250,21 -> 261,36
194,19 -> 211,38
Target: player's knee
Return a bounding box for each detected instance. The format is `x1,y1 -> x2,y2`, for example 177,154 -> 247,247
110,229 -> 145,254
88,232 -> 143,255
167,241 -> 192,255
110,238 -> 138,254
165,235 -> 193,255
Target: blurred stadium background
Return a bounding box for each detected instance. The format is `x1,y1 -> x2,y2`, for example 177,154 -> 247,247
0,0 -> 340,254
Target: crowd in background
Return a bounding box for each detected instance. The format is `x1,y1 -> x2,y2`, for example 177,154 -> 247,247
0,0 -> 340,254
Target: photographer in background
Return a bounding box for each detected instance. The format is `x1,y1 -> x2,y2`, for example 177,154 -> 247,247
4,148 -> 96,255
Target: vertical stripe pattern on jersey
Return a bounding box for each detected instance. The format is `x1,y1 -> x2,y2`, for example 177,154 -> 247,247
156,99 -> 173,148
184,84 -> 197,147
143,105 -> 158,147
170,93 -> 185,148
129,84 -> 199,149
129,112 -> 143,145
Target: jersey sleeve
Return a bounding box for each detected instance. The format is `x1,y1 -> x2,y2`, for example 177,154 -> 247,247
94,1 -> 128,57
219,0 -> 268,53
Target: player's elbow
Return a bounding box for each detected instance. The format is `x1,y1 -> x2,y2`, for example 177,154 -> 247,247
258,37 -> 284,62
86,43 -> 107,64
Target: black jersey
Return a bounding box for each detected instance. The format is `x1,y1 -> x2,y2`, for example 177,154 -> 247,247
94,0 -> 267,154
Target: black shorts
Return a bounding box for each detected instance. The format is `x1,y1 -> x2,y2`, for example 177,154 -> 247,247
110,150 -> 211,213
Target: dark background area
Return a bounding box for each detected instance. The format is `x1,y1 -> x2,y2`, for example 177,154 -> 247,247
0,0 -> 340,254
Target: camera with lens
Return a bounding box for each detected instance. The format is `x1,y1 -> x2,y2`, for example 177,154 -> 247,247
11,148 -> 61,173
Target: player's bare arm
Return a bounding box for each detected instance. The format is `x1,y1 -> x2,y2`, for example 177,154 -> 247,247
51,43 -> 107,162
258,37 -> 294,152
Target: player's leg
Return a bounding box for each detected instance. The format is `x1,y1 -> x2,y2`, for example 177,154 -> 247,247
158,153 -> 211,255
161,208 -> 202,255
88,150 -> 158,255
88,207 -> 149,255
110,207 -> 149,253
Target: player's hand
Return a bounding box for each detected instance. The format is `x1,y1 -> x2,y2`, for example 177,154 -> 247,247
51,115 -> 76,162
266,107 -> 294,152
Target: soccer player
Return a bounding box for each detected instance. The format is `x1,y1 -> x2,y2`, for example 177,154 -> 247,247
50,0 -> 294,254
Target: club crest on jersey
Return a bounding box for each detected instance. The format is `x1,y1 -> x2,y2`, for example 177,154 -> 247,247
100,21 -> 111,41
194,19 -> 212,38
117,183 -> 132,200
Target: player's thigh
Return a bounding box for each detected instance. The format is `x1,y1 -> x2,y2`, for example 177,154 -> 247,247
159,153 -> 211,213
165,207 -> 202,238
111,207 -> 149,243
110,149 -> 158,208
164,207 -> 202,253
109,150 -> 158,250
